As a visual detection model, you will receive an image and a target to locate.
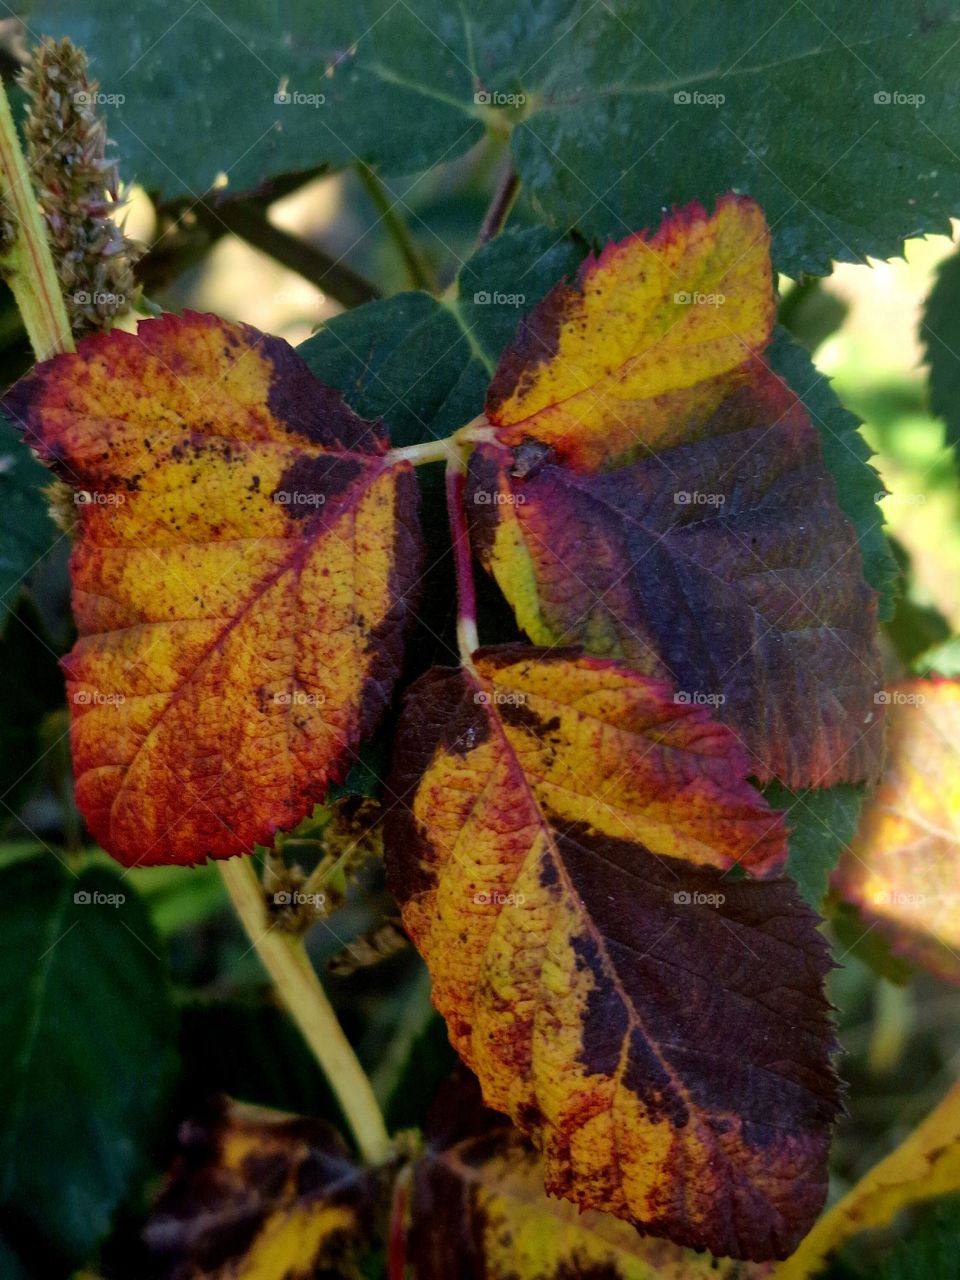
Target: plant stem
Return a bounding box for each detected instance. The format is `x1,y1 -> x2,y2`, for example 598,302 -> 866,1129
356,162 -> 439,293
386,437 -> 453,467
445,452 -> 479,663
0,79 -> 72,360
198,198 -> 381,309
477,161 -> 520,246
218,855 -> 391,1164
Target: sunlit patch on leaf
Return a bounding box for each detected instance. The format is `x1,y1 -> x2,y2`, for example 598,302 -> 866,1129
2,311 -> 422,865
469,199 -> 883,790
143,1096 -> 378,1280
405,1071 -> 772,1279
832,678 -> 960,982
385,646 -> 838,1261
484,195 -> 773,471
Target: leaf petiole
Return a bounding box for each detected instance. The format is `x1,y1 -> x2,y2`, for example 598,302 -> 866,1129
445,451 -> 479,665
218,855 -> 392,1165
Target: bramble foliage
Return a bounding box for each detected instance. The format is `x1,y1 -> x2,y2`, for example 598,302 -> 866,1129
3,5 -> 960,1278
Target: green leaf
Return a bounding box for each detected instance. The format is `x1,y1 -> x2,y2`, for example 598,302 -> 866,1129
30,1 -> 960,275
0,852 -> 178,1264
121,858 -> 225,938
828,897 -> 914,985
0,1235 -> 32,1280
0,419 -> 57,632
921,248 -> 960,457
913,636 -> 960,676
876,1195 -> 960,1280
179,997 -> 341,1119
765,781 -> 863,909
512,2 -> 960,276
0,600 -> 63,823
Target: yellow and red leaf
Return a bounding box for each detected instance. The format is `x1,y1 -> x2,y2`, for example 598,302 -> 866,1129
469,199 -> 882,789
2,311 -> 421,865
385,646 -> 838,1261
832,678 -> 960,981
405,1071 -> 771,1279
485,195 -> 773,471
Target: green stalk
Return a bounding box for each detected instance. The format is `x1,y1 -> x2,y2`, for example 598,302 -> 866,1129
0,79 -> 72,360
219,855 -> 392,1164
356,161 -> 439,293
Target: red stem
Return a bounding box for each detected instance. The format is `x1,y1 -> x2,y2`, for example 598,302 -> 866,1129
387,1164 -> 410,1280
445,458 -> 479,662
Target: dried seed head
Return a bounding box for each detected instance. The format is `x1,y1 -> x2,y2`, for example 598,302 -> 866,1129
17,36 -> 141,334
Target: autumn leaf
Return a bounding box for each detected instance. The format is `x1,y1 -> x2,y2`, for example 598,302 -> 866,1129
772,1081 -> 960,1280
484,195 -> 774,471
832,678 -> 960,982
385,645 -> 839,1261
143,1096 -> 378,1279
403,1071 -> 771,1280
1,311 -> 421,865
468,197 -> 883,789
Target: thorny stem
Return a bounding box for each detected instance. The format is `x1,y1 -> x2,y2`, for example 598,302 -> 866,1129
0,79 -> 72,360
356,161 -> 439,294
219,855 -> 392,1165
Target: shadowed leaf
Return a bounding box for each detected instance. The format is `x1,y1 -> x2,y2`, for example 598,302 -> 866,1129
921,248 -> 960,460
144,1096 -> 378,1280
0,853 -> 177,1264
1,312 -> 422,865
832,678 -> 960,982
32,2 -> 960,277
385,646 -> 839,1261
0,417 -> 58,631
